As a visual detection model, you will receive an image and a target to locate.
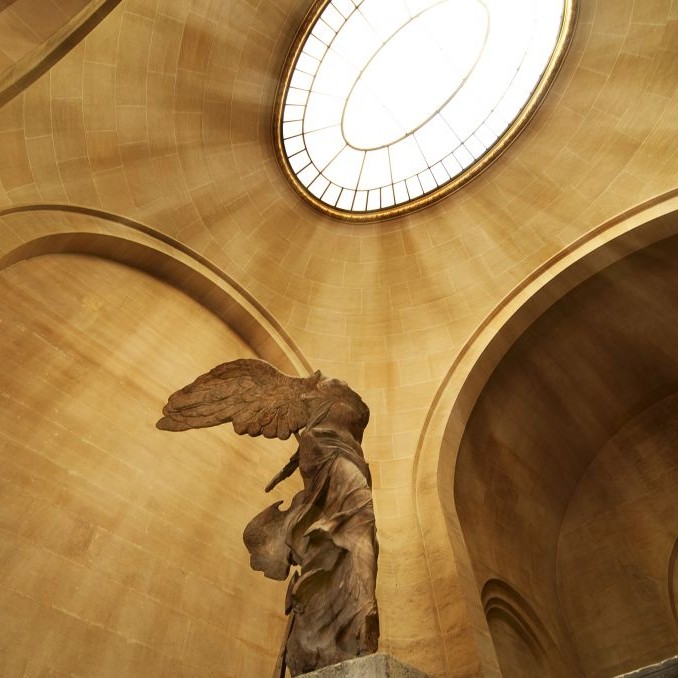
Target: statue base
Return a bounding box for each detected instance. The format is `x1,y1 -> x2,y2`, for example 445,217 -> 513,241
613,655 -> 678,677
299,653 -> 432,677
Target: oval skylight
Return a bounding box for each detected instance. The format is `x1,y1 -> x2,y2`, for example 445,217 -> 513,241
275,0 -> 574,220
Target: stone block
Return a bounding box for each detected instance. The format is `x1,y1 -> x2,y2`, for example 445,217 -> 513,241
300,653 -> 432,677
614,655 -> 678,678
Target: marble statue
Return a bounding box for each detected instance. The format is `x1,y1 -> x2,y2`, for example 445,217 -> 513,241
157,359 -> 379,676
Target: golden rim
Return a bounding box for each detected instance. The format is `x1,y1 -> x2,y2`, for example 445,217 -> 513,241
272,0 -> 579,223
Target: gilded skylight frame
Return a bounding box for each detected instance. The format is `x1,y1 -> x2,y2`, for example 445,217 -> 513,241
272,0 -> 579,223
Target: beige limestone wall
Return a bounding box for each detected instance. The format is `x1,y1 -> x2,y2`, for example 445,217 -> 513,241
0,253 -> 301,676
0,0 -> 91,73
0,0 -> 122,106
558,393 -> 678,678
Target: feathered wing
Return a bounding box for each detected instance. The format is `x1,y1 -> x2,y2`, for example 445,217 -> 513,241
156,359 -> 322,440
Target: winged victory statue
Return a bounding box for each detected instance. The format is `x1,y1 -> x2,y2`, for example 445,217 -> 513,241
157,359 -> 379,676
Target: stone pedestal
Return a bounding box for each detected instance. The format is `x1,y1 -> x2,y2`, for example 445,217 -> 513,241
614,655 -> 678,678
300,653 -> 432,677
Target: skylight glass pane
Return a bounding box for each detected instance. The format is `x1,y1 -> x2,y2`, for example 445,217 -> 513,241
359,0 -> 409,42
297,164 -> 319,187
295,54 -> 320,76
415,115 -> 460,166
425,1 -> 488,80
290,71 -> 313,91
282,120 -> 303,138
419,168 -> 436,193
308,174 -> 330,198
440,88 -> 486,141
285,88 -> 308,106
332,0 -> 355,19
337,188 -> 355,210
393,181 -> 408,205
304,125 -> 346,170
465,135 -> 486,157
289,150 -> 311,173
406,175 -> 423,199
343,80 -> 404,149
331,11 -> 380,70
325,146 -> 365,188
283,104 -> 304,122
323,183 -> 342,206
493,97 -> 524,129
323,4 -> 345,31
312,19 -> 336,45
353,191 -> 368,211
485,110 -> 510,137
358,148 -> 391,190
304,92 -> 344,133
381,185 -> 395,208
405,0 -> 439,15
302,37 -> 326,63
284,136 -> 305,157
367,189 -> 381,210
279,0 -> 570,217
431,162 -> 450,187
389,135 -> 427,183
476,123 -> 498,149
453,145 -> 475,169
313,50 -> 358,99
442,153 -> 463,179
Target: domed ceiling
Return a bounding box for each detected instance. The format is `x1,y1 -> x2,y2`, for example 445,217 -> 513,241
1,0 -> 678,675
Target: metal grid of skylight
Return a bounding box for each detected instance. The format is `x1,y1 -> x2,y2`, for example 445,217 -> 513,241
280,0 -> 566,215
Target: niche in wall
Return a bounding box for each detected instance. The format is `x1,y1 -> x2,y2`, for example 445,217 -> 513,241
482,579 -> 566,678
0,253 -> 299,677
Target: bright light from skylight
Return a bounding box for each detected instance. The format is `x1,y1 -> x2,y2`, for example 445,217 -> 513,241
279,0 -> 569,217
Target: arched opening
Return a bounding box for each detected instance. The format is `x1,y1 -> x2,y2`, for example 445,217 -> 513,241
0,224 -> 310,675
452,224 -> 678,675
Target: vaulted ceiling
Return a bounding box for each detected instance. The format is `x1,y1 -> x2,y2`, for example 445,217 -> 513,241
1,1 -> 677,675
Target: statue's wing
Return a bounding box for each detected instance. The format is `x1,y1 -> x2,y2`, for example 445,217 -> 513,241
156,359 -> 321,439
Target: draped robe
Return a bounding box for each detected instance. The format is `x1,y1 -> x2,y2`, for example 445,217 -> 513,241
243,403 -> 379,675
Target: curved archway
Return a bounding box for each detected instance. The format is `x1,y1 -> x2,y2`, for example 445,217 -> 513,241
0,205 -> 312,376
0,0 -> 122,107
0,208 -> 314,677
481,579 -> 568,678
413,191 -> 678,677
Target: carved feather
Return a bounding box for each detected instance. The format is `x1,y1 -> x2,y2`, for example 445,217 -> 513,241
156,359 -> 322,440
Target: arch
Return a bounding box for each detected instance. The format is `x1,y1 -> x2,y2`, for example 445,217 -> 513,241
482,579 -> 548,658
481,578 -> 571,676
0,207 -> 314,674
412,189 -> 678,676
0,0 -> 122,107
0,205 -> 312,376
0,251 -> 298,676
